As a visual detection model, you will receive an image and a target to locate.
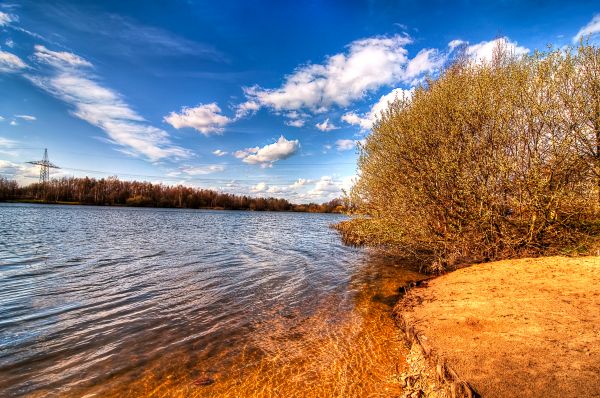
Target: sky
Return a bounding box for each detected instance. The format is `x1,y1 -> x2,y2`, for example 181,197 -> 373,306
1,1 -> 599,203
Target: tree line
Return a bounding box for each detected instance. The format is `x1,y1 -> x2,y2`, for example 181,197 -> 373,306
337,42 -> 600,272
0,176 -> 344,213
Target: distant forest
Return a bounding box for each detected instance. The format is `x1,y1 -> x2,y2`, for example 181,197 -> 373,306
0,176 -> 345,213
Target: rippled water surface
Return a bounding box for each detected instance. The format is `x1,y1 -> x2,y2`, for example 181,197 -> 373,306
0,203 -> 424,397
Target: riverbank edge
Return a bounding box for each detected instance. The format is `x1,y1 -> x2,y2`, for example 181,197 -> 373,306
0,199 -> 343,214
393,278 -> 480,398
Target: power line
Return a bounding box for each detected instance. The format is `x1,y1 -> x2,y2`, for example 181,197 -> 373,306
7,163 -> 351,187
6,147 -> 358,166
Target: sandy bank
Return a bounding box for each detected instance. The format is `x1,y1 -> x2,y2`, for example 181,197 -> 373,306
395,256 -> 600,397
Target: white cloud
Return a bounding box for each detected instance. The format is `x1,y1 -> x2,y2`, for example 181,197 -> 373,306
33,45 -> 93,69
0,50 -> 27,72
0,116 -> 4,121
0,158 -> 68,184
15,114 -> 36,121
315,118 -> 339,131
212,149 -> 228,157
5,39 -> 15,48
285,119 -> 305,127
403,48 -> 445,83
9,120 -> 17,126
0,159 -> 36,179
164,103 -> 231,135
251,182 -> 268,193
342,87 -> 414,131
235,100 -> 260,119
233,146 -> 259,159
27,48 -> 189,161
342,37 -> 526,132
235,135 -> 300,167
242,34 -> 413,113
335,139 -> 356,151
341,112 -> 371,130
307,176 -> 344,199
283,110 -> 308,127
180,164 -> 225,175
267,185 -> 289,194
0,11 -> 16,26
574,14 -> 600,43
290,178 -> 312,189
465,37 -> 529,63
448,39 -> 466,51
370,87 -> 414,118
304,175 -> 357,201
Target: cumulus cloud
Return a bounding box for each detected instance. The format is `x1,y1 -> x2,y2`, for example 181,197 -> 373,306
448,39 -> 466,51
267,185 -> 289,194
290,178 -> 312,189
0,50 -> 27,72
404,48 -> 446,84
180,164 -> 225,175
5,39 -> 15,48
574,14 -> 600,43
283,110 -> 308,127
15,114 -> 36,121
285,119 -> 305,127
315,118 -> 339,131
33,45 -> 93,68
465,37 -> 529,63
212,149 -> 228,157
235,135 -> 300,167
164,103 -> 231,135
9,120 -> 17,126
242,35 -> 414,113
235,100 -> 260,119
251,182 -> 268,193
27,46 -> 189,161
0,116 -> 4,121
343,87 -> 414,131
335,139 -> 357,151
307,176 -> 347,199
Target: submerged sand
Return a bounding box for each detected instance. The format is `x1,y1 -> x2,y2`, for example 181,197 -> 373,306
395,256 -> 600,397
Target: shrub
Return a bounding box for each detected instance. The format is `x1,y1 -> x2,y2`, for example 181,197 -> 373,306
338,43 -> 600,272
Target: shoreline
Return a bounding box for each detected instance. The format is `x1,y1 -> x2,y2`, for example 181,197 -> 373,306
0,199 -> 344,214
392,256 -> 600,397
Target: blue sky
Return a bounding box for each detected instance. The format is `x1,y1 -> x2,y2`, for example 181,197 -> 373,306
1,1 -> 599,203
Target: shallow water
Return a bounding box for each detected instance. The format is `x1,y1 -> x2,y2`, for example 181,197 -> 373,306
0,203 -> 423,397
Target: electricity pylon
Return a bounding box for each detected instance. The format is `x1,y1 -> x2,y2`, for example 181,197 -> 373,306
28,148 -> 60,184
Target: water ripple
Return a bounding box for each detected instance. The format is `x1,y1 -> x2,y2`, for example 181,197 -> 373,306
0,204 -> 371,397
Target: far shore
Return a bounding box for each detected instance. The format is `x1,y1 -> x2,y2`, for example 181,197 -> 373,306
0,199 -> 345,214
394,256 -> 600,397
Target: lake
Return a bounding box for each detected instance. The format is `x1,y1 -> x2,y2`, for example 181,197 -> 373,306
0,203 -> 423,397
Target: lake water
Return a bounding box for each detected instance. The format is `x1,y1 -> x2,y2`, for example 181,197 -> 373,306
0,203 -> 424,397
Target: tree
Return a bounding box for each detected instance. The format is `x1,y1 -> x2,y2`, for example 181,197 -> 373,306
338,43 -> 600,272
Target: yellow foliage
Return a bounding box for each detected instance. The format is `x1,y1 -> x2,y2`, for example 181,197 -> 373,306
339,42 -> 600,271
